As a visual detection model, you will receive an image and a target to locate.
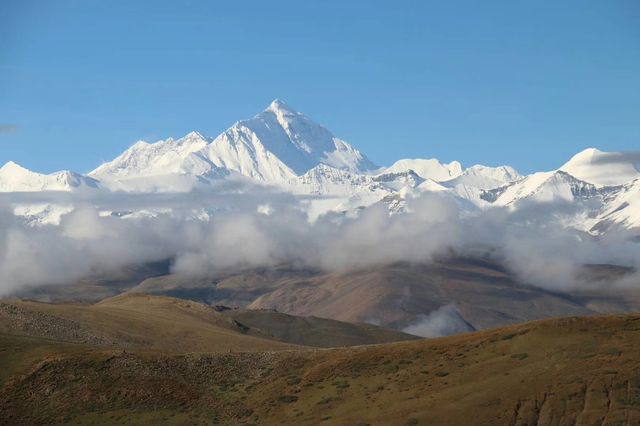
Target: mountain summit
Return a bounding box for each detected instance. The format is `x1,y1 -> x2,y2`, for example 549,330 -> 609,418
202,99 -> 377,180
91,100 -> 376,185
559,147 -> 640,186
0,161 -> 98,192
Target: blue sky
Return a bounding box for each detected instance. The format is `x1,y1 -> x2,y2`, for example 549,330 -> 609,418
1,0 -> 639,174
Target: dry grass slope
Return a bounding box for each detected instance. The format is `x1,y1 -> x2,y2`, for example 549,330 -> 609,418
0,294 -> 297,353
2,306 -> 640,425
0,293 -> 416,352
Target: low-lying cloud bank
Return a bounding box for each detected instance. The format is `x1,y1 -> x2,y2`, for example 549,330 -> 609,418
0,188 -> 638,297
403,303 -> 474,338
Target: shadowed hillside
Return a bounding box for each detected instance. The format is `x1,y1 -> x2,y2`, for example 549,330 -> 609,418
16,259 -> 640,336
222,308 -> 420,347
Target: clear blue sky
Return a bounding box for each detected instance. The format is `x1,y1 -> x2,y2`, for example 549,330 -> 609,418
1,0 -> 639,174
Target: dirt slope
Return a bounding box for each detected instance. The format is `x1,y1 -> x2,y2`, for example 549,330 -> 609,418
248,260 -> 598,329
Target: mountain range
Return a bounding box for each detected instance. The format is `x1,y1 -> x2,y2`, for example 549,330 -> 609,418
1,99 -> 639,234
3,100 -> 640,425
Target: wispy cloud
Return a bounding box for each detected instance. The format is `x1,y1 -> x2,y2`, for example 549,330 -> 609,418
0,125 -> 18,134
590,151 -> 640,166
403,304 -> 474,337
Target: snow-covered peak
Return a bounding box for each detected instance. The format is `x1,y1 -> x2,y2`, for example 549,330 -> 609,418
559,147 -> 640,186
486,170 -> 599,207
442,164 -> 520,190
385,158 -> 463,182
130,140 -> 150,150
89,100 -> 377,186
416,178 -> 449,192
54,170 -> 98,189
265,98 -> 297,115
0,162 -> 98,192
182,130 -> 209,141
203,100 -> 376,181
0,160 -> 31,175
90,132 -> 211,180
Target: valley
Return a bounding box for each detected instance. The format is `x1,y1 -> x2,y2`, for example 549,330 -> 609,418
16,258 -> 640,337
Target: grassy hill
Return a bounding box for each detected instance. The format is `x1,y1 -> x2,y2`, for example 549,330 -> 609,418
0,294 -> 415,352
1,298 -> 640,424
0,294 -> 295,353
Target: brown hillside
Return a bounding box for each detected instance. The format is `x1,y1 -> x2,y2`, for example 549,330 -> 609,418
2,311 -> 640,425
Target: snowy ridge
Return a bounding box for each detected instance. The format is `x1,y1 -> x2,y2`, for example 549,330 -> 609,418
203,100 -> 376,182
0,161 -> 98,192
483,171 -> 597,206
2,99 -> 640,232
442,165 -> 520,190
592,179 -> 640,232
91,100 -> 376,187
90,132 -> 214,180
384,158 -> 463,182
560,148 -> 640,187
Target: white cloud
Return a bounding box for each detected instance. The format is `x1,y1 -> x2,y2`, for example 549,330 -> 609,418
0,188 -> 637,297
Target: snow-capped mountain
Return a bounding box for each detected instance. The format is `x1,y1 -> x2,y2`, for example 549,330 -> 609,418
478,167 -> 638,233
436,164 -> 521,206
1,99 -> 639,233
0,161 -> 98,192
91,100 -> 376,189
89,132 -> 230,191
442,165 -> 520,190
202,100 -> 376,182
384,158 -> 463,182
484,171 -> 601,207
592,179 -> 640,233
90,131 -> 212,180
559,148 -> 640,187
